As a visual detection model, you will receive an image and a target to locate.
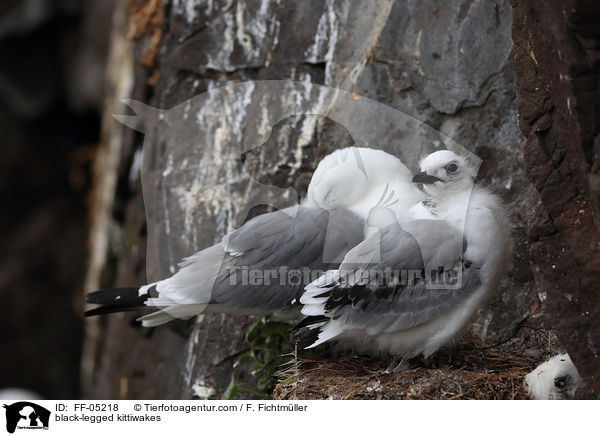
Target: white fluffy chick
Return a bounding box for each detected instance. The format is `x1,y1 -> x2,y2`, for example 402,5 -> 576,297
525,353 -> 582,400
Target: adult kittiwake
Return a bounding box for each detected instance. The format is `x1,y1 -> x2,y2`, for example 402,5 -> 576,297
299,150 -> 512,359
85,147 -> 425,326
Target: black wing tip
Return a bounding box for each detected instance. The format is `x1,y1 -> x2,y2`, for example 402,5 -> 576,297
86,287 -> 147,304
85,287 -> 150,317
293,315 -> 328,331
293,315 -> 328,349
295,328 -> 322,349
84,305 -> 141,317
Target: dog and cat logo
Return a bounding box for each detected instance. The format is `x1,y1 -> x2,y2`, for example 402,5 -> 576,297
2,402 -> 50,433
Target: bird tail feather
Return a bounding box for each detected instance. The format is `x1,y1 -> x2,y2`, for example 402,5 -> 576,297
84,243 -> 226,324
85,284 -> 211,327
137,303 -> 209,327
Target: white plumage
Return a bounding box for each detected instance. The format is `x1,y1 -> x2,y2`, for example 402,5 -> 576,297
305,147 -> 425,232
87,147 -> 513,362
300,150 -> 512,359
525,353 -> 582,400
86,147 -> 424,326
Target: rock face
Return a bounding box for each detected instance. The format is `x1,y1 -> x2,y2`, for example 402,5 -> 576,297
510,0 -> 600,398
85,0 -> 600,399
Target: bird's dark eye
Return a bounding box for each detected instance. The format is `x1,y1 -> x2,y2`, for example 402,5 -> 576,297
446,163 -> 458,174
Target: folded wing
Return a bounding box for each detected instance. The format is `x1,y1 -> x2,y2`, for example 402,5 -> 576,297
299,219 -> 481,347
101,206 -> 366,326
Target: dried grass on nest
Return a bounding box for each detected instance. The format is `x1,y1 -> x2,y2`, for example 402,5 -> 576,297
274,345 -> 537,400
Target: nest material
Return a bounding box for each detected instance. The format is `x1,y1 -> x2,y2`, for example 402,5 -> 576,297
274,345 -> 537,400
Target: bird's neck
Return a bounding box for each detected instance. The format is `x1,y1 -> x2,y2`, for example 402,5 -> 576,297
427,188 -> 474,221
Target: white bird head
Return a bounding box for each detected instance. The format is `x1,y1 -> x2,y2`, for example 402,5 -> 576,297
412,150 -> 476,198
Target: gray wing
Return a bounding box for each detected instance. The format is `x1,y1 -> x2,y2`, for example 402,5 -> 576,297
209,206 -> 365,314
301,219 -> 480,332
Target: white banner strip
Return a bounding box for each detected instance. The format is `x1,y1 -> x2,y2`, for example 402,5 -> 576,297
0,400 -> 595,435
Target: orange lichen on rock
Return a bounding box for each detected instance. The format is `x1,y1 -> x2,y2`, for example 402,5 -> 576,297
128,0 -> 163,81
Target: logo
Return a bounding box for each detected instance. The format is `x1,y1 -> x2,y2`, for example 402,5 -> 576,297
3,402 -> 50,433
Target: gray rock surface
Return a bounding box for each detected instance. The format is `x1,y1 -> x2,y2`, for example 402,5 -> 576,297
87,0 -> 544,399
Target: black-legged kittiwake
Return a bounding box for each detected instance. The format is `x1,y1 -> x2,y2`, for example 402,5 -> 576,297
85,147 -> 425,326
299,150 -> 512,359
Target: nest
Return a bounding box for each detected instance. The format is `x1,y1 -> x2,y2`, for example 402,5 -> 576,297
274,344 -> 537,400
